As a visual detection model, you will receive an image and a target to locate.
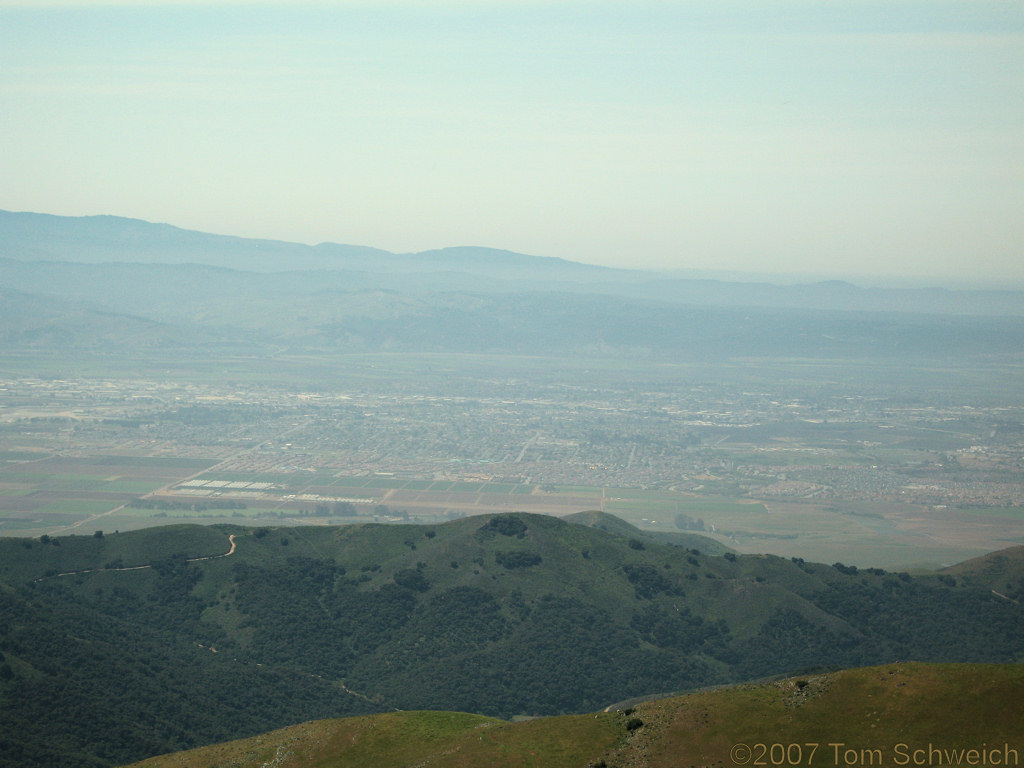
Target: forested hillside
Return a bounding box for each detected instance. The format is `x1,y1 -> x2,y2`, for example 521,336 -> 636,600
1,514 -> 1021,766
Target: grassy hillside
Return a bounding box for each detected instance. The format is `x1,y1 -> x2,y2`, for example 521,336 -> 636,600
565,509 -> 733,554
125,662 -> 1024,768
942,545 -> 1024,601
1,514 -> 1022,766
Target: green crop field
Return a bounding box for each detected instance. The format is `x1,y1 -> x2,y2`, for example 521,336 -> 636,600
449,481 -> 485,492
400,479 -> 435,490
332,476 -> 373,487
0,487 -> 35,498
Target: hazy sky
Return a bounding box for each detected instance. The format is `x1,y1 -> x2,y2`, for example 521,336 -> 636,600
1,1 -> 1022,284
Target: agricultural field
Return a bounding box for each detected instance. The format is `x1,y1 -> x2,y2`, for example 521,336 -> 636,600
1,351 -> 1022,568
0,448 -> 1016,568
0,455 -> 218,532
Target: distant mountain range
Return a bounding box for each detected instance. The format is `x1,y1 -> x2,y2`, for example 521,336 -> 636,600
0,209 -> 634,280
3,209 -> 1023,315
3,209 -> 1024,360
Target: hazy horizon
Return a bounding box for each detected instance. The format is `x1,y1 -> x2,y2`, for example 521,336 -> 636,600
2,1 -> 1022,286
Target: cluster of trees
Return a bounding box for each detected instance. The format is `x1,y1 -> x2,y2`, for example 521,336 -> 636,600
311,501 -> 360,516
674,513 -> 706,531
478,515 -> 529,538
622,563 -> 683,599
495,551 -> 542,569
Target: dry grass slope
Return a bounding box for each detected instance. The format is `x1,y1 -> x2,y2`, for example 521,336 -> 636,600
125,709 -> 627,768
602,663 -> 1024,768
125,663 -> 1024,768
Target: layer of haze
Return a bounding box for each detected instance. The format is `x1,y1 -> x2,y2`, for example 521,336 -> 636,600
1,1 -> 1022,285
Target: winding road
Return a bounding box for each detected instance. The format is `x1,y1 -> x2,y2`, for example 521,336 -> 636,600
39,533 -> 238,581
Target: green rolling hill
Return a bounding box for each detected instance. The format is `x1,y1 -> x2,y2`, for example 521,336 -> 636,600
0,513 -> 1021,766
124,662 -> 1024,768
